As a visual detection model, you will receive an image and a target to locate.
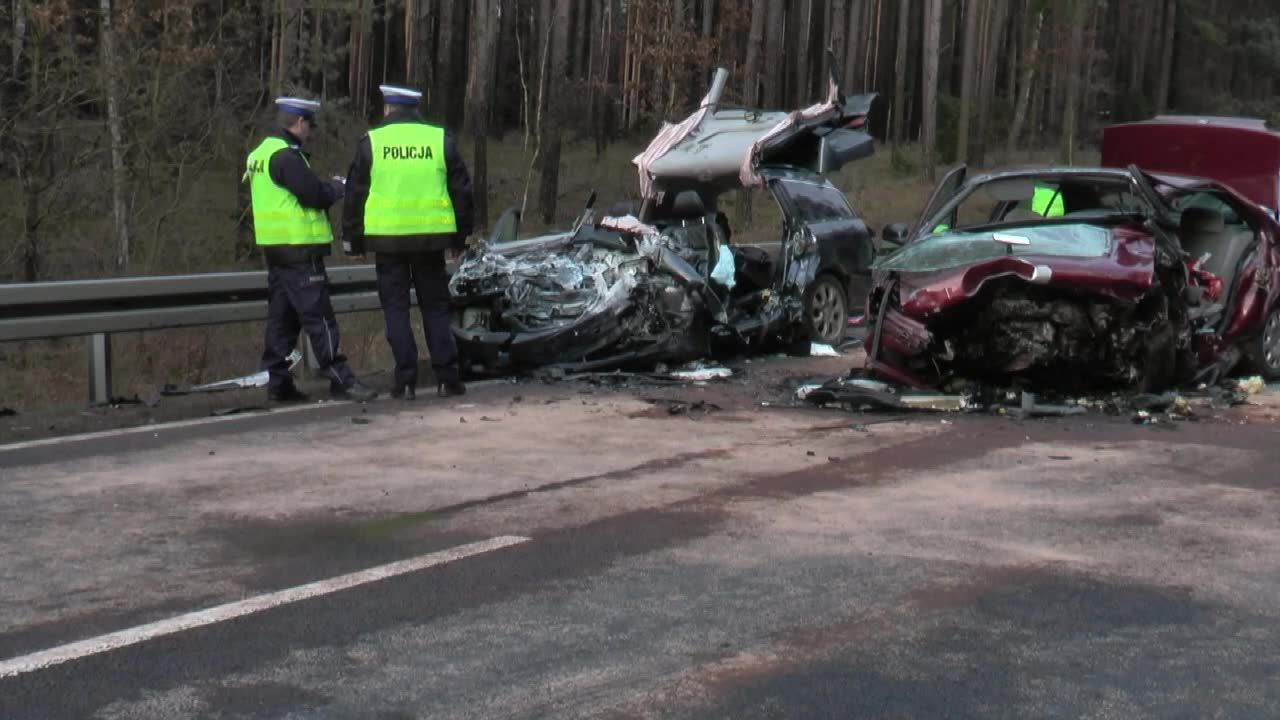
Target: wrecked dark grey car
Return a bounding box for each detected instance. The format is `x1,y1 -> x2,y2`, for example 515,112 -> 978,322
449,67 -> 879,373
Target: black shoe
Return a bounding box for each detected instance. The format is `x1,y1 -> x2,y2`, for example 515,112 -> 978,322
268,385 -> 311,403
438,380 -> 467,398
390,383 -> 417,401
332,380 -> 378,402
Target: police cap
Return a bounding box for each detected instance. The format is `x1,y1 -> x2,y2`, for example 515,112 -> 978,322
379,85 -> 423,106
275,96 -> 321,120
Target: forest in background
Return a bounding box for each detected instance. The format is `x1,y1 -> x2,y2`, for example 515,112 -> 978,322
3,0 -> 1280,282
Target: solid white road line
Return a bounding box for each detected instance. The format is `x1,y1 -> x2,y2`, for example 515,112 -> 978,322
0,400 -> 350,454
0,535 -> 531,679
0,377 -> 519,455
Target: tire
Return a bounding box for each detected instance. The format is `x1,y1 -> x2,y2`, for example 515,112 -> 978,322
804,274 -> 848,347
1248,304 -> 1280,381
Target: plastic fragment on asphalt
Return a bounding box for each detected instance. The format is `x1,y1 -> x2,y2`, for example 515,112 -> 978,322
810,343 -> 841,357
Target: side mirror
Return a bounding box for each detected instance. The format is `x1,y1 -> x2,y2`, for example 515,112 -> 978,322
880,223 -> 909,250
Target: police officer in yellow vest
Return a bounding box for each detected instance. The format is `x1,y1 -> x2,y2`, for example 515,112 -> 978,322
246,97 -> 377,402
343,85 -> 474,400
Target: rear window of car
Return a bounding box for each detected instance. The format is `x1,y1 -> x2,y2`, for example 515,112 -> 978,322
781,180 -> 855,223
874,224 -> 1113,273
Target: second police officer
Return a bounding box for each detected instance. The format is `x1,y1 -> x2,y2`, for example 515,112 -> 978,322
245,96 -> 377,403
343,85 -> 474,401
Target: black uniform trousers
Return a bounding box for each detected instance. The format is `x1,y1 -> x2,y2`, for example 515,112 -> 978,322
261,256 -> 356,391
375,251 -> 459,388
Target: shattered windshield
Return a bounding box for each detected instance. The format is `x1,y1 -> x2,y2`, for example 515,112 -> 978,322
874,224 -> 1113,273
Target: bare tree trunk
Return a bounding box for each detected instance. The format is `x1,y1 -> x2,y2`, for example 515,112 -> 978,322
868,0 -> 883,89
100,0 -> 131,271
467,0 -> 501,232
19,167 -> 38,281
1155,0 -> 1176,114
538,0 -> 570,225
11,0 -> 26,80
892,0 -> 910,144
844,0 -> 864,90
764,0 -> 785,106
1061,0 -> 1087,164
430,0 -> 458,122
405,0 -> 417,83
702,0 -> 714,38
793,0 -> 813,103
830,0 -> 847,83
271,0 -> 282,96
744,0 -> 765,106
973,0 -> 1008,166
956,0 -> 980,163
1006,5 -> 1043,156
576,0 -> 595,80
922,0 -> 942,180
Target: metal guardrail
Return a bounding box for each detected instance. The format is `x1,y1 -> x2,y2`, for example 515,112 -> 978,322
0,265 -> 383,404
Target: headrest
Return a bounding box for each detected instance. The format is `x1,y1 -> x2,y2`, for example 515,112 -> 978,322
1180,206 -> 1226,234
668,191 -> 706,220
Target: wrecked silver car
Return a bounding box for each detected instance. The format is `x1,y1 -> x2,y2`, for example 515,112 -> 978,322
450,66 -> 879,373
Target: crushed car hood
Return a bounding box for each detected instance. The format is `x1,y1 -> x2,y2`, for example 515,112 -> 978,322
875,223 -> 1159,319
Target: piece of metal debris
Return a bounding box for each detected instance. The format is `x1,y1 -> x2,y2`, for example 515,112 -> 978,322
899,394 -> 972,412
163,350 -> 302,396
1012,391 -> 1087,418
669,365 -> 734,381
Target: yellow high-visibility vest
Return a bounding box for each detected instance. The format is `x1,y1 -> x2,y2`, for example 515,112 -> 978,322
364,123 -> 457,236
1033,185 -> 1065,217
245,137 -> 334,246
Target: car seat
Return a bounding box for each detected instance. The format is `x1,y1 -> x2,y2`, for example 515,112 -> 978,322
1179,207 -> 1254,287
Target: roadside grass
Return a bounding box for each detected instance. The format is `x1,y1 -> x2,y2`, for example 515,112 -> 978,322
0,138 -> 1087,411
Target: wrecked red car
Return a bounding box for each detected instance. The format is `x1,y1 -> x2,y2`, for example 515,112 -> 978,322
866,120 -> 1280,393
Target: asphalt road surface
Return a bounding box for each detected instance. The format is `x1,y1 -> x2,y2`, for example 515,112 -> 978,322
1,353 -> 1278,719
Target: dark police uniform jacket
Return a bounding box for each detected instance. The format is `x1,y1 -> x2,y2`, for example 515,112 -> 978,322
342,109 -> 475,255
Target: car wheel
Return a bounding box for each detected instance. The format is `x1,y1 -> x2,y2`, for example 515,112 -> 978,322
1250,304 -> 1280,381
805,274 -> 848,346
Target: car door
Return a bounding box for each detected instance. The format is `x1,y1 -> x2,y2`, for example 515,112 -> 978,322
909,165 -> 968,241
764,169 -> 874,294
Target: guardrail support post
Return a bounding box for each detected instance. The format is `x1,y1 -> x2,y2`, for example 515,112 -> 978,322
87,333 -> 112,405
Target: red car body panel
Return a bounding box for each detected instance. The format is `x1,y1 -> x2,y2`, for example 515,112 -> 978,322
1103,117 -> 1280,212
893,224 -> 1157,319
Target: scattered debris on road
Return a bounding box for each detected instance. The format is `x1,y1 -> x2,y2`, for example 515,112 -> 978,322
639,398 -> 723,419
801,368 -> 1273,425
